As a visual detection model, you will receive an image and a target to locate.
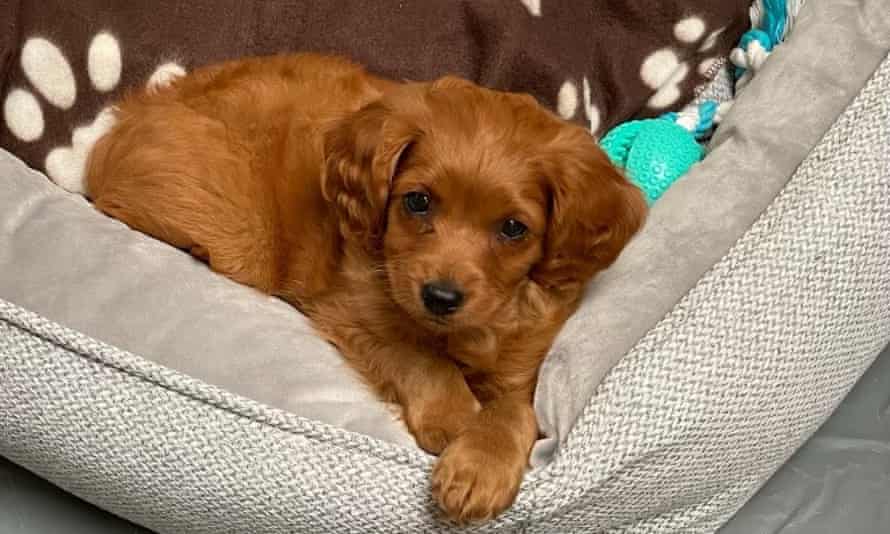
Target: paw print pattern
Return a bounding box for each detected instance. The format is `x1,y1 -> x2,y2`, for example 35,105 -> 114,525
555,77 -> 602,135
3,30 -> 185,195
638,17 -> 726,110
519,0 -> 542,17
552,9 -> 741,137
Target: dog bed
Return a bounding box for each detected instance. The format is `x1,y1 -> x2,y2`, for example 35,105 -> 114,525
1,0 -> 890,532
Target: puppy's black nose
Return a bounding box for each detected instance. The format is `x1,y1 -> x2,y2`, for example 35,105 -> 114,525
421,281 -> 464,316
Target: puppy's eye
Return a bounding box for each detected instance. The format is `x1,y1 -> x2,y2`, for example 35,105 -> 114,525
403,192 -> 431,214
499,218 -> 528,240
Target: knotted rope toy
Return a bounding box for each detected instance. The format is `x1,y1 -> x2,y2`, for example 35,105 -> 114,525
599,101 -> 731,205
731,0 -> 805,90
599,0 -> 805,205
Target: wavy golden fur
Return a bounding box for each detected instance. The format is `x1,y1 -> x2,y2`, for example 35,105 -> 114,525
86,53 -> 646,523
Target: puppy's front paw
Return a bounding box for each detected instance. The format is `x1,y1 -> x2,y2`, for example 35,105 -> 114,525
431,434 -> 525,524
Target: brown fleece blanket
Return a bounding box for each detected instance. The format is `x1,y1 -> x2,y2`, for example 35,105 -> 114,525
0,0 -> 748,189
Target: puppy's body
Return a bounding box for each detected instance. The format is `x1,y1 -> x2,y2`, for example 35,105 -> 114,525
87,54 -> 645,522
89,55 -> 380,298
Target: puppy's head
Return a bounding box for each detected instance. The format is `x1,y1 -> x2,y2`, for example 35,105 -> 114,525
323,77 -> 646,331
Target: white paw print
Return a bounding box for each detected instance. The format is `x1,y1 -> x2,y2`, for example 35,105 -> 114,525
519,0 -> 541,16
556,77 -> 602,136
641,48 -> 690,110
637,16 -> 725,111
557,14 -> 720,133
3,30 -> 185,195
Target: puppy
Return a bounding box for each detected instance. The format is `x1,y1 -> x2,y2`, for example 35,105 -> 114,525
86,53 -> 646,523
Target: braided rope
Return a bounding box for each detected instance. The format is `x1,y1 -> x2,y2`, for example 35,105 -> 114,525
733,0 -> 806,90
655,0 -> 805,142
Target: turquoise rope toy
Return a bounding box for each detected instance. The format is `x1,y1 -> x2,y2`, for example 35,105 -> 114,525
733,0 -> 790,81
599,118 -> 703,206
599,99 -> 722,205
599,0 -> 804,205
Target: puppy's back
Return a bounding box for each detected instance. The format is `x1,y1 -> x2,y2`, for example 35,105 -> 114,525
85,54 -> 388,294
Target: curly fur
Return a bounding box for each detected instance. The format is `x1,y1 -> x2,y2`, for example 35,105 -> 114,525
85,53 -> 646,523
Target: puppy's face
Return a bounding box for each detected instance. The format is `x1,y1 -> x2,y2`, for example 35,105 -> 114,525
324,77 -> 646,332
383,137 -> 549,330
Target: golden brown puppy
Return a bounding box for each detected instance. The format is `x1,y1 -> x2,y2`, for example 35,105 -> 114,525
86,53 -> 646,523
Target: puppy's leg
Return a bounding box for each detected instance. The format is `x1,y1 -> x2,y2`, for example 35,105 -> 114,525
318,315 -> 480,454
431,391 -> 537,524
395,352 -> 482,454
368,345 -> 481,454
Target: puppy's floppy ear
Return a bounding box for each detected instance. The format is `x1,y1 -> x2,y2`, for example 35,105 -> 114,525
322,100 -> 418,251
532,127 -> 647,292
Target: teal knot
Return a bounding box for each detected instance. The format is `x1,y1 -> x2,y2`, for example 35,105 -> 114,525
759,0 -> 789,44
693,100 -> 719,139
663,100 -> 721,140
600,119 -> 704,206
739,29 -> 774,53
734,0 -> 789,80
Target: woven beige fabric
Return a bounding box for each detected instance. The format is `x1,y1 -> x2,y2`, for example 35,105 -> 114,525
2,52 -> 888,534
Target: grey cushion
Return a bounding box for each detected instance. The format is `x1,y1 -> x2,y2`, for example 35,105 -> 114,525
1,0 -> 890,531
0,154 -> 415,448
532,0 -> 890,462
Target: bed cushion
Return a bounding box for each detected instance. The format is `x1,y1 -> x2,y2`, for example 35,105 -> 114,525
2,0 -> 890,532
532,0 -> 890,462
0,152 -> 415,447
3,44 -> 889,530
